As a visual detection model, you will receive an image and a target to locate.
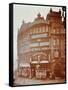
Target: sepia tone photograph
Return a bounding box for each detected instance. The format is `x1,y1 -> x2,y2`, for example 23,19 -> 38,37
11,3 -> 66,86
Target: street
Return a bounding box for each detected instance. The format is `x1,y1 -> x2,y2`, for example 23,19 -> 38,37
14,77 -> 65,86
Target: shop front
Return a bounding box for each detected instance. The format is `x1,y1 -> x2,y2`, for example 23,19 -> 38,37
18,63 -> 30,78
30,61 -> 50,79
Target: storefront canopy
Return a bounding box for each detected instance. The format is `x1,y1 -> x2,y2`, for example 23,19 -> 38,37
20,63 -> 30,67
31,60 -> 49,64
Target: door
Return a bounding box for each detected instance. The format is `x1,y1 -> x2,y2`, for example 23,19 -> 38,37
31,67 -> 36,78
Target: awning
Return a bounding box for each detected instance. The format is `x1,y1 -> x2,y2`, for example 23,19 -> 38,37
20,63 -> 30,67
31,60 -> 49,64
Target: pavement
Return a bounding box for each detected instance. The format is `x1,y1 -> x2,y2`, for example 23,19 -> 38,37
14,77 -> 65,86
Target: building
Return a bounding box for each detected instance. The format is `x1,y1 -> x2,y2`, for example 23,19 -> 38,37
17,8 -> 65,79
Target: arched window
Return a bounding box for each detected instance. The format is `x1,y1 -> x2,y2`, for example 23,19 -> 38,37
46,26 -> 48,32
53,39 -> 59,46
54,50 -> 59,57
42,27 -> 45,32
39,27 -> 42,33
53,29 -> 55,33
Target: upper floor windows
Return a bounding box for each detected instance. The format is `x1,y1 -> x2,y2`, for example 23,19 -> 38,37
30,42 -> 50,47
46,26 -> 48,32
53,39 -> 59,46
30,26 -> 49,35
56,29 -> 60,33
52,28 -> 59,34
54,50 -> 59,57
60,28 -> 65,34
53,29 -> 56,33
31,33 -> 48,39
42,27 -> 45,32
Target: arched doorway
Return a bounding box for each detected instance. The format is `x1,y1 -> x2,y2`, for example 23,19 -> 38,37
30,52 -> 50,79
51,60 -> 65,79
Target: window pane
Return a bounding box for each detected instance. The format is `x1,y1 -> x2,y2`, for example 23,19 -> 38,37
30,42 -> 49,47
39,27 -> 41,33
31,33 -> 47,38
42,27 -> 45,32
54,50 -> 59,57
46,26 -> 48,32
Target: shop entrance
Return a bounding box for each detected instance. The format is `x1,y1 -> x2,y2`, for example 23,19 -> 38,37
31,67 -> 36,78
30,52 -> 50,79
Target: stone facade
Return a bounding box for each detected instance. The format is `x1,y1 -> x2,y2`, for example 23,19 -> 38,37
17,8 -> 65,79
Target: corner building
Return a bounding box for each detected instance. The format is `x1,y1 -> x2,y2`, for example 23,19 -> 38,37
18,9 -> 65,79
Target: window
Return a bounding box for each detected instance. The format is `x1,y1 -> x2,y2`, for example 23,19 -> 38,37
30,29 -> 33,34
46,26 -> 48,32
61,39 -> 65,57
53,39 -> 56,45
36,28 -> 38,33
42,27 -> 45,32
31,33 -> 48,38
56,29 -> 59,34
39,27 -> 42,33
61,28 -> 65,33
53,39 -> 59,46
33,29 -> 35,34
56,39 -> 59,45
53,29 -> 55,33
30,43 -> 39,47
40,42 -> 49,46
30,42 -> 49,47
54,50 -> 59,57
